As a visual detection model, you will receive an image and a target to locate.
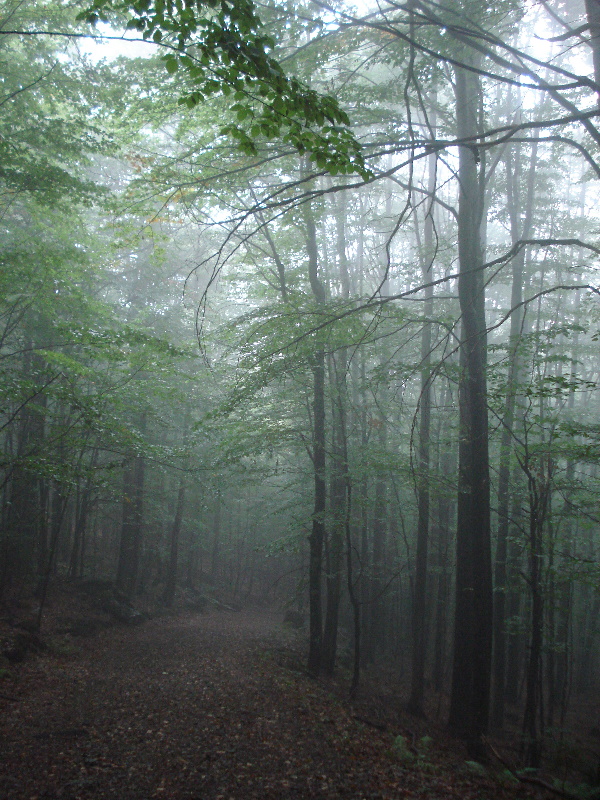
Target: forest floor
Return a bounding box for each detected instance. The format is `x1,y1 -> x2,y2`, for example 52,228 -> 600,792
0,595 -> 583,800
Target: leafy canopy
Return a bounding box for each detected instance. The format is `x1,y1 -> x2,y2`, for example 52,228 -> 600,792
78,0 -> 371,178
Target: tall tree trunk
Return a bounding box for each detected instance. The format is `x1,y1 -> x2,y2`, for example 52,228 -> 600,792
163,477 -> 186,607
522,459 -> 552,767
68,447 -> 99,580
68,486 -> 90,580
322,193 -> 350,675
37,474 -> 49,581
164,408 -> 191,607
368,422 -> 387,661
432,381 -> 454,694
116,414 -> 146,600
36,479 -> 69,631
305,202 -> 327,677
408,116 -> 436,716
322,354 -> 346,675
552,327 -> 580,721
505,493 -> 524,704
492,133 -> 538,729
448,62 -> 493,754
347,204 -> 366,689
210,490 -> 222,583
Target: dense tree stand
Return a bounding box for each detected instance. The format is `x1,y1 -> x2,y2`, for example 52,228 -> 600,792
1,0 -> 599,784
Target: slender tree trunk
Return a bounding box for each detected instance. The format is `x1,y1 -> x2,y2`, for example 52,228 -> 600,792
546,508 -> 556,729
432,381 -> 454,694
369,425 -> 388,659
210,491 -> 222,583
346,219 -> 366,689
522,461 -> 552,767
505,493 -> 524,704
36,480 -> 69,631
68,486 -> 91,580
322,355 -> 345,675
68,447 -> 99,580
553,355 -> 579,720
492,135 -> 537,729
164,408 -> 191,606
37,475 -> 49,580
408,118 -> 436,716
116,415 -> 146,600
322,193 -> 350,675
305,202 -> 327,677
163,477 -> 186,607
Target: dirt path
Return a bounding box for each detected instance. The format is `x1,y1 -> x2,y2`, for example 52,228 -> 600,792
0,609 -> 528,800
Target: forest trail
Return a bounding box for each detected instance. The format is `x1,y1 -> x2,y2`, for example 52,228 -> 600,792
0,609 -> 531,800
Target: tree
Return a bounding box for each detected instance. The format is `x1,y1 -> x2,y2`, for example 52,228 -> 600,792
78,0 -> 370,178
408,110 -> 437,717
304,199 -> 328,676
492,120 -> 538,730
447,57 -> 493,752
4,0 -> 600,775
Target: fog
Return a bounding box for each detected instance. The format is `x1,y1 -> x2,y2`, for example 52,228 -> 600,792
1,0 -> 599,791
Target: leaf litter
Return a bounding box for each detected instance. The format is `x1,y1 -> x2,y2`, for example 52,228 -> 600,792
0,608 -> 538,800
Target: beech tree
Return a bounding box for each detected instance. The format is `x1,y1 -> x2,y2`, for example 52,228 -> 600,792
2,0 -> 600,776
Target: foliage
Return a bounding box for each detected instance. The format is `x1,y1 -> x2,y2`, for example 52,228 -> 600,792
79,0 -> 371,178
1,0 -> 600,779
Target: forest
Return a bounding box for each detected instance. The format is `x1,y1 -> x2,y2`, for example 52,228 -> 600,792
1,0 -> 600,795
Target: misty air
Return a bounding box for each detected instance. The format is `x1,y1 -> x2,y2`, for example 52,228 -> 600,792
1,0 -> 600,796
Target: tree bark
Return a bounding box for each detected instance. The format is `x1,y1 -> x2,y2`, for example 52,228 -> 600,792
322,193 -> 350,675
408,116 -> 436,717
448,62 -> 493,754
210,490 -> 222,583
36,479 -> 68,631
163,477 -> 186,607
305,203 -> 327,677
492,133 -> 537,729
116,415 -> 146,600
522,459 -> 552,768
432,380 -> 454,694
365,421 -> 388,662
